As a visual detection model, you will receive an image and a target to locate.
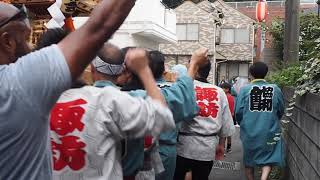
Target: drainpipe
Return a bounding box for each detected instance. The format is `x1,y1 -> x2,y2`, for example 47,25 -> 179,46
211,17 -> 222,85
213,22 -> 217,85
252,22 -> 255,63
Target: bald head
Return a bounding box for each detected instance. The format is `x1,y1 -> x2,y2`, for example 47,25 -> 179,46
91,43 -> 132,85
0,2 -> 19,23
98,43 -> 123,65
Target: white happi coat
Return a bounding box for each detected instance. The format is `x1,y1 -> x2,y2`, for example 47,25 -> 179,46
177,80 -> 235,161
50,86 -> 175,180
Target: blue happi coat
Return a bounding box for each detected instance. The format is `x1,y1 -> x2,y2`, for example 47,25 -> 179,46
235,79 -> 285,167
156,77 -> 198,180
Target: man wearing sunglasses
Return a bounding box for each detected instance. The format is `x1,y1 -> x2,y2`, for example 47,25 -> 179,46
0,1 -> 136,179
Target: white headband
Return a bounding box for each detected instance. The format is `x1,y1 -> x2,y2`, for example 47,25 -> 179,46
92,56 -> 124,76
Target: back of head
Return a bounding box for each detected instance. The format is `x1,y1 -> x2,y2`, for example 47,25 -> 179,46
35,28 -> 69,50
249,62 -> 268,79
148,50 -> 165,79
92,43 -> 124,77
120,46 -> 144,91
121,46 -> 136,56
219,82 -> 232,92
98,43 -> 124,65
197,61 -> 212,83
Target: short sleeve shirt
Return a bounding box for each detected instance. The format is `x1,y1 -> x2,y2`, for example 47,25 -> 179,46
0,45 -> 71,179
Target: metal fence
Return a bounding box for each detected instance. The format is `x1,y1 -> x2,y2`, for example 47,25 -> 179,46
226,0 -> 317,9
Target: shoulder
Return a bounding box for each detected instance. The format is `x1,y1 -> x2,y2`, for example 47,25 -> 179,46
177,75 -> 193,83
238,84 -> 253,93
22,45 -> 65,62
57,86 -> 104,102
269,83 -> 282,92
128,89 -> 147,98
194,81 -> 225,96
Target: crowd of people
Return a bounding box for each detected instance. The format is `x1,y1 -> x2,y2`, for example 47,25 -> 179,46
0,1 -> 285,180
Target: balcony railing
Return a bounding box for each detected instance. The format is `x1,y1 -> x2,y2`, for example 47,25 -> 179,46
124,0 -> 176,35
73,0 -> 177,43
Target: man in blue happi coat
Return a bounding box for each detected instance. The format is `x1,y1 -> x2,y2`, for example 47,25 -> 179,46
235,62 -> 285,180
148,51 -> 200,180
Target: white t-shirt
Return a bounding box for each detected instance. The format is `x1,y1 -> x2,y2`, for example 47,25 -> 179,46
50,86 -> 175,180
177,80 -> 235,161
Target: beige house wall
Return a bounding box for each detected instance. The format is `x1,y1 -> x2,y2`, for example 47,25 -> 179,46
213,0 -> 255,61
160,1 -> 218,84
160,1 -> 217,56
160,0 -> 256,84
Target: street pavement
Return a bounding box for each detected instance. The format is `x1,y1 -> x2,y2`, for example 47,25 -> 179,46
209,127 -> 247,180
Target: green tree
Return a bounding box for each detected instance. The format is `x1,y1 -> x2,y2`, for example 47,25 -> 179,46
299,14 -> 320,61
267,13 -> 320,95
268,18 -> 285,61
268,13 -> 320,62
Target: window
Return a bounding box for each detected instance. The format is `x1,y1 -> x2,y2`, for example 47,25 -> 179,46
235,29 -> 250,44
176,24 -> 199,41
217,62 -> 249,84
176,25 -> 187,40
221,29 -> 234,43
228,63 -> 239,80
239,64 -> 249,77
221,29 -> 250,44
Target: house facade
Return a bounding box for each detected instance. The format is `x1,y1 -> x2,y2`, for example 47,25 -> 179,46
160,0 -> 223,84
160,0 -> 256,84
213,0 -> 255,83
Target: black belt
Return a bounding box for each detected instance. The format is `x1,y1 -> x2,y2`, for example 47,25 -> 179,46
178,131 -> 218,137
158,140 -> 176,146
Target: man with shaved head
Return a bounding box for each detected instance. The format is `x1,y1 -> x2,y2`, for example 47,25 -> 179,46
0,1 -> 136,179
91,43 -> 132,87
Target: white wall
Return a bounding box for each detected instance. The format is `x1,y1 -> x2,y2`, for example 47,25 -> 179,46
125,0 -> 176,34
73,17 -> 159,50
109,33 -> 159,50
72,0 -> 176,50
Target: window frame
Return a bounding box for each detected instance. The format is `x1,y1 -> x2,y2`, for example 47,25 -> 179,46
220,28 -> 250,44
220,28 -> 235,44
176,23 -> 200,42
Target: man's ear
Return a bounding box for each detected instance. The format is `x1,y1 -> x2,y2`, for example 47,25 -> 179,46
0,32 -> 16,54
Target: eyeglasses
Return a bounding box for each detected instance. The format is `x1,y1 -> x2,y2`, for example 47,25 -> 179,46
0,5 -> 29,28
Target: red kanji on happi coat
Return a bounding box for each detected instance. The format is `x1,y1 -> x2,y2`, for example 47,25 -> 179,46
50,99 -> 88,171
195,86 -> 219,118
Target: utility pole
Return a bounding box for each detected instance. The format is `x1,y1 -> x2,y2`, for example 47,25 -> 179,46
284,0 -> 300,64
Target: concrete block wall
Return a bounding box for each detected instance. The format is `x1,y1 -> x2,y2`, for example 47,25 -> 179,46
283,88 -> 320,180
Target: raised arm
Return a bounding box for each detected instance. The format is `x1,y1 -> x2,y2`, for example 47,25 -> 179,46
125,49 -> 167,106
98,87 -> 174,139
58,0 -> 136,80
188,48 -> 209,79
159,48 -> 208,122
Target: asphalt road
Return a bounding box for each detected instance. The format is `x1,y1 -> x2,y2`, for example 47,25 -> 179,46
209,127 -> 247,180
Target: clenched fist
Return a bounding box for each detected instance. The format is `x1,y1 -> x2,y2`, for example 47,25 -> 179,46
125,48 -> 149,75
190,48 -> 209,68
